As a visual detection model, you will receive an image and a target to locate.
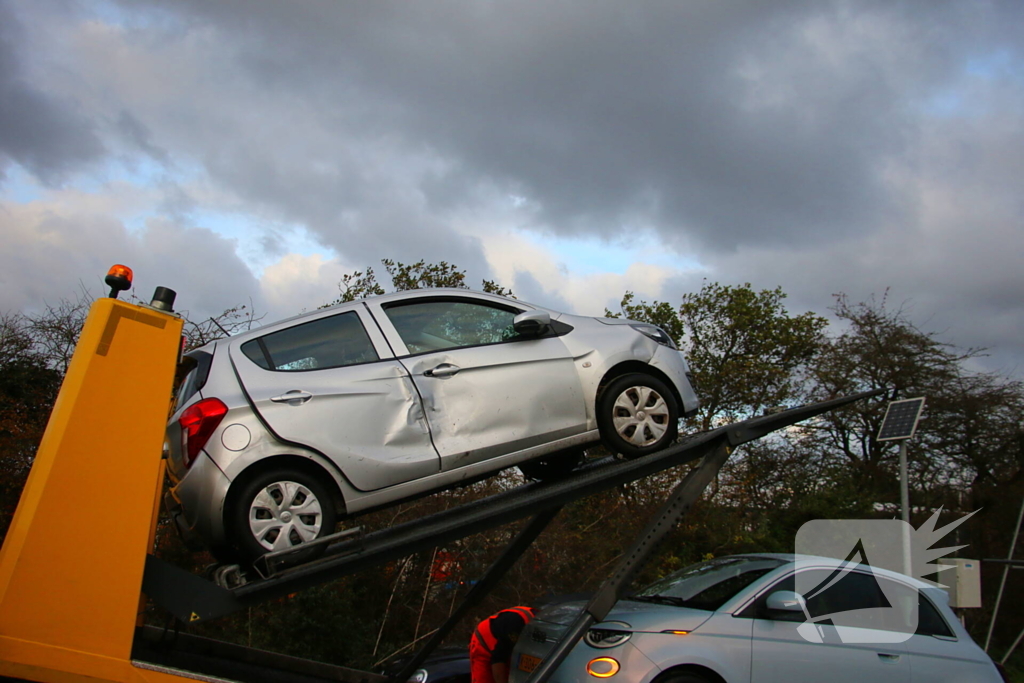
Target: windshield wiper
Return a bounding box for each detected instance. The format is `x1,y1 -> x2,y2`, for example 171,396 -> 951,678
627,594 -> 690,607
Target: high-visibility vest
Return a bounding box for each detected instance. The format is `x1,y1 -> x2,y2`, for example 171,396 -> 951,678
471,606 -> 535,655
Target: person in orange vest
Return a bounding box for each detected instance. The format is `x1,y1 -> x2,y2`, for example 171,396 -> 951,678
469,606 -> 536,683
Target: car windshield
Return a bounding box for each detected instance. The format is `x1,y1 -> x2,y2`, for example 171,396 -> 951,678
630,557 -> 785,612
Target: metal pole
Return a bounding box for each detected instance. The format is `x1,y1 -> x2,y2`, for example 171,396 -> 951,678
985,492 -> 1024,652
525,442 -> 734,683
1000,623 -> 1024,666
900,441 -> 912,576
392,507 -> 562,683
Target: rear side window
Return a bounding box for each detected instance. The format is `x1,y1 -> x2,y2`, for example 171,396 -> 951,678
241,312 -> 378,371
174,350 -> 213,409
917,594 -> 955,637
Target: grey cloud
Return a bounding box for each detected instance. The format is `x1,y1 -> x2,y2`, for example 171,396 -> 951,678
107,0 -> 1020,252
0,203 -> 264,328
512,270 -> 572,313
7,0 -> 1024,371
0,3 -> 104,185
116,110 -> 171,165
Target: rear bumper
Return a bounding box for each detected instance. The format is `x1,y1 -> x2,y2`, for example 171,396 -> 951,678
164,450 -> 232,549
163,489 -> 202,550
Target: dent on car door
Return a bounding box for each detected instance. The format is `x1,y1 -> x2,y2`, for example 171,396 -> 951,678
372,297 -> 588,469
746,569 -> 911,683
230,308 -> 439,491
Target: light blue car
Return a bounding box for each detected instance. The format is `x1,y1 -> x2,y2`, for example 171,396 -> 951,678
511,554 -> 1004,683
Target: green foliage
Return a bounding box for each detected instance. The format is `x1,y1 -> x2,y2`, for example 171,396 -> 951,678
796,292 -> 1024,503
322,259 -> 514,308
610,281 -> 828,430
0,313 -> 62,540
606,292 -> 685,346
383,258 -> 467,291
679,281 -> 828,430
326,268 -> 388,305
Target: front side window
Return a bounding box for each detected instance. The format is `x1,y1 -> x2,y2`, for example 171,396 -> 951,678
383,299 -> 521,354
241,312 -> 378,371
743,568 -> 922,634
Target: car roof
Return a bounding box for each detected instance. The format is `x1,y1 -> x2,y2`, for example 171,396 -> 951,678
730,552 -> 936,590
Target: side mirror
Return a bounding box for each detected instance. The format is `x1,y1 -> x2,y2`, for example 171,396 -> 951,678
765,591 -> 807,618
513,310 -> 551,336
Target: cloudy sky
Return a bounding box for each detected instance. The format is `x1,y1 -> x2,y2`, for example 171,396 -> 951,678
2,0 -> 1023,374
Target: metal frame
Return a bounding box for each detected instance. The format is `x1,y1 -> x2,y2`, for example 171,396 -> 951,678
141,390 -> 882,683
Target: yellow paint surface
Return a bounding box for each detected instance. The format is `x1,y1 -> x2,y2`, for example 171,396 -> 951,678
0,297 -> 186,682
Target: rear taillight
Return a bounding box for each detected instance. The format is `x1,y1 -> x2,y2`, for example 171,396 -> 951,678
178,398 -> 228,468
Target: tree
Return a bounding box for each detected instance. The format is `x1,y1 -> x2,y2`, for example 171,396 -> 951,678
794,292 -> 1018,500
323,259 -> 513,308
0,291 -> 264,543
180,303 -> 264,351
610,282 -> 828,430
0,313 -> 62,540
24,296 -> 90,375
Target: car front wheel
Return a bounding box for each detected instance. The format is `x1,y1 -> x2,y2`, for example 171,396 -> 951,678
598,373 -> 679,458
229,467 -> 338,562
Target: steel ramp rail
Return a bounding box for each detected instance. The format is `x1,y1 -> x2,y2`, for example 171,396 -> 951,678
524,389 -> 885,683
143,389 -> 881,625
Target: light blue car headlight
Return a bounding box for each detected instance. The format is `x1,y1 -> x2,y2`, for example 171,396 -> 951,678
584,622 -> 633,649
629,324 -> 677,350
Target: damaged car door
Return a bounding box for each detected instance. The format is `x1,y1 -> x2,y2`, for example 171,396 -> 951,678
369,295 -> 587,471
230,307 -> 440,491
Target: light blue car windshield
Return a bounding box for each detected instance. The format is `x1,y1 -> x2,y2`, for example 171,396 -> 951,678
631,557 -> 785,612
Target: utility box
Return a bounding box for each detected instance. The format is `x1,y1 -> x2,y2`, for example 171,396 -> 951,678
937,558 -> 982,608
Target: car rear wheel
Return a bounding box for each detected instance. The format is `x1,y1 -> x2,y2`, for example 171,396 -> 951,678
229,467 -> 338,562
598,373 -> 679,458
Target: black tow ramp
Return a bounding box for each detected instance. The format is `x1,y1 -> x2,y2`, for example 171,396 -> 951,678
143,390 -> 882,626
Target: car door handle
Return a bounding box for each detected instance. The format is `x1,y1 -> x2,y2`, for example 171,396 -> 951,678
877,653 -> 901,663
270,390 -> 313,404
424,363 -> 461,378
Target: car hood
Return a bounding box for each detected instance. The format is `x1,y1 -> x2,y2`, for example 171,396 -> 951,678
536,599 -> 713,634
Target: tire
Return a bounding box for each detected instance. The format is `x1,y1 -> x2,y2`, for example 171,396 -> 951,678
228,467 -> 338,563
597,373 -> 679,459
519,447 -> 585,481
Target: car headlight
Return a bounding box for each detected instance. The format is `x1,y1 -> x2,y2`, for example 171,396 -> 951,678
629,324 -> 677,350
407,669 -> 428,683
584,622 -> 632,649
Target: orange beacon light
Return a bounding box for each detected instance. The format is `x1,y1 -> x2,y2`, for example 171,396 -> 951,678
105,264 -> 133,298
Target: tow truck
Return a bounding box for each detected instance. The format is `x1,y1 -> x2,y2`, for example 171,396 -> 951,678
0,266 -> 880,683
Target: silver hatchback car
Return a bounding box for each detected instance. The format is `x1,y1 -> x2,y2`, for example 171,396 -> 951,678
511,554 -> 1003,683
165,289 -> 699,560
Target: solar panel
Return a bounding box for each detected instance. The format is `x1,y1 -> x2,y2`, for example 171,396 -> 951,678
877,397 -> 926,441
